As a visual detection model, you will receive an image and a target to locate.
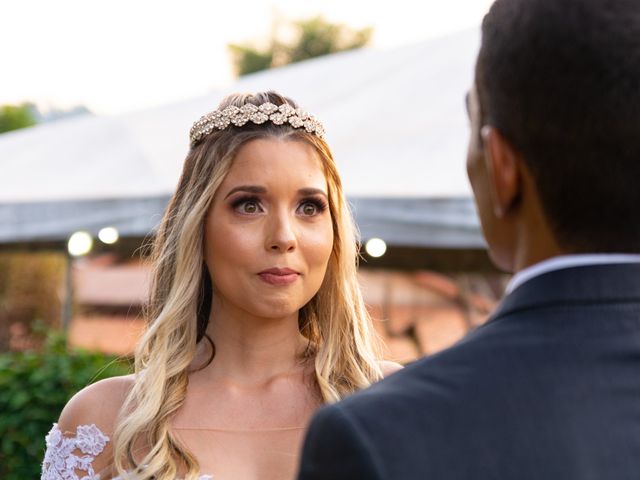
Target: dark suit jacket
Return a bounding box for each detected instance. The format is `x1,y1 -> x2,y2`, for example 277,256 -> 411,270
298,263 -> 640,480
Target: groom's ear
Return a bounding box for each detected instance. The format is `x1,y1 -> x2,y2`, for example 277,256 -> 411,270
480,126 -> 522,218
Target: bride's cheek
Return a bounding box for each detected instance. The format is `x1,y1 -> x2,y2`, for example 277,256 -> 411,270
302,225 -> 334,268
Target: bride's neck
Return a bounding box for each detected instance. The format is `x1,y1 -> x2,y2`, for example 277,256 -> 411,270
199,301 -> 310,385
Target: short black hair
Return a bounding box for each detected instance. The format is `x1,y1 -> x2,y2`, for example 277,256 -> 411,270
476,0 -> 640,252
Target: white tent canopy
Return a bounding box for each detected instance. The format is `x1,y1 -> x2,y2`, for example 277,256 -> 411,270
0,28 -> 484,249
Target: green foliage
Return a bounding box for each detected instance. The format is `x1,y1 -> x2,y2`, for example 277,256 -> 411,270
287,17 -> 372,64
229,15 -> 373,76
0,328 -> 131,479
0,104 -> 36,134
228,44 -> 274,76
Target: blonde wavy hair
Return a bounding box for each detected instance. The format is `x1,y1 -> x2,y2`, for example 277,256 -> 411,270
111,91 -> 382,479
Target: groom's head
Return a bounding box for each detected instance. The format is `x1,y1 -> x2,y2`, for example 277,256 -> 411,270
467,0 -> 640,272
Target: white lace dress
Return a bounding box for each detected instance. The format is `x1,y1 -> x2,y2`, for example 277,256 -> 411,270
41,423 -> 214,480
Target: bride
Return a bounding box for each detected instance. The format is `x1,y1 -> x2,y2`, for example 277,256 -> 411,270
41,91 -> 401,480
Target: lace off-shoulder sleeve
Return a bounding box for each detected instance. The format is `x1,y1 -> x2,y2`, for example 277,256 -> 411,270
41,423 -> 110,480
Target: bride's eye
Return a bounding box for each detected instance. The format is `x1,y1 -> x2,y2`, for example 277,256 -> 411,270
302,203 -> 316,216
297,198 -> 328,217
242,202 -> 259,214
232,196 -> 263,214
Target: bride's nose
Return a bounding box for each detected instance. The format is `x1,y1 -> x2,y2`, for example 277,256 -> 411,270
265,210 -> 297,253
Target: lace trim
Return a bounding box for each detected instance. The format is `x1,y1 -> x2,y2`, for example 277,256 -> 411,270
41,423 -> 109,480
41,423 -> 214,480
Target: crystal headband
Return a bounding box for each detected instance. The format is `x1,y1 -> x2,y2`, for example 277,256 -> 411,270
189,102 -> 326,145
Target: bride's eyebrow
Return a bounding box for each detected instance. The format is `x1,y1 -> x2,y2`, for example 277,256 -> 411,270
298,188 -> 328,199
224,185 -> 267,199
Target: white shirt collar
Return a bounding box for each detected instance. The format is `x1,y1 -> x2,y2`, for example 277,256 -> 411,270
506,254 -> 640,295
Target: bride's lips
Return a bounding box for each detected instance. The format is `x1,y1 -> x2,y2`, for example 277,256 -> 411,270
258,267 -> 300,286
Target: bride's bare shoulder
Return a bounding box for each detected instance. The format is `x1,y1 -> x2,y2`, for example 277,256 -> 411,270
57,374 -> 135,435
378,360 -> 403,377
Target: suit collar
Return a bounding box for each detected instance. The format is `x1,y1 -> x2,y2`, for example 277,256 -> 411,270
506,254 -> 640,294
491,263 -> 640,321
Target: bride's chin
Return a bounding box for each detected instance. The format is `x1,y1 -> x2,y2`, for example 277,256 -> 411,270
232,299 -> 297,321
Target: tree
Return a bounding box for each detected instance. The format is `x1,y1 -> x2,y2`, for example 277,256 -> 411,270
0,104 -> 36,134
229,16 -> 373,76
228,44 -> 274,77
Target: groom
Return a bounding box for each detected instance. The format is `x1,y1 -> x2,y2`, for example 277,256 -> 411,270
297,0 -> 640,478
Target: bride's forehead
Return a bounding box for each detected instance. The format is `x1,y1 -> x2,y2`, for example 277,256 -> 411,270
224,140 -> 326,184
233,138 -> 320,164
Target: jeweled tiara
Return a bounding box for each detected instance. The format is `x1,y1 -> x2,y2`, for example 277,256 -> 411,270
189,102 -> 326,145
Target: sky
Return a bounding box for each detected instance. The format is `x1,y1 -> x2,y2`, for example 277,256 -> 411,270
3,0 -> 493,115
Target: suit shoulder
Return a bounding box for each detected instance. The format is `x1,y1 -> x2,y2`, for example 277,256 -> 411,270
336,324 -> 510,412
300,402 -> 385,480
